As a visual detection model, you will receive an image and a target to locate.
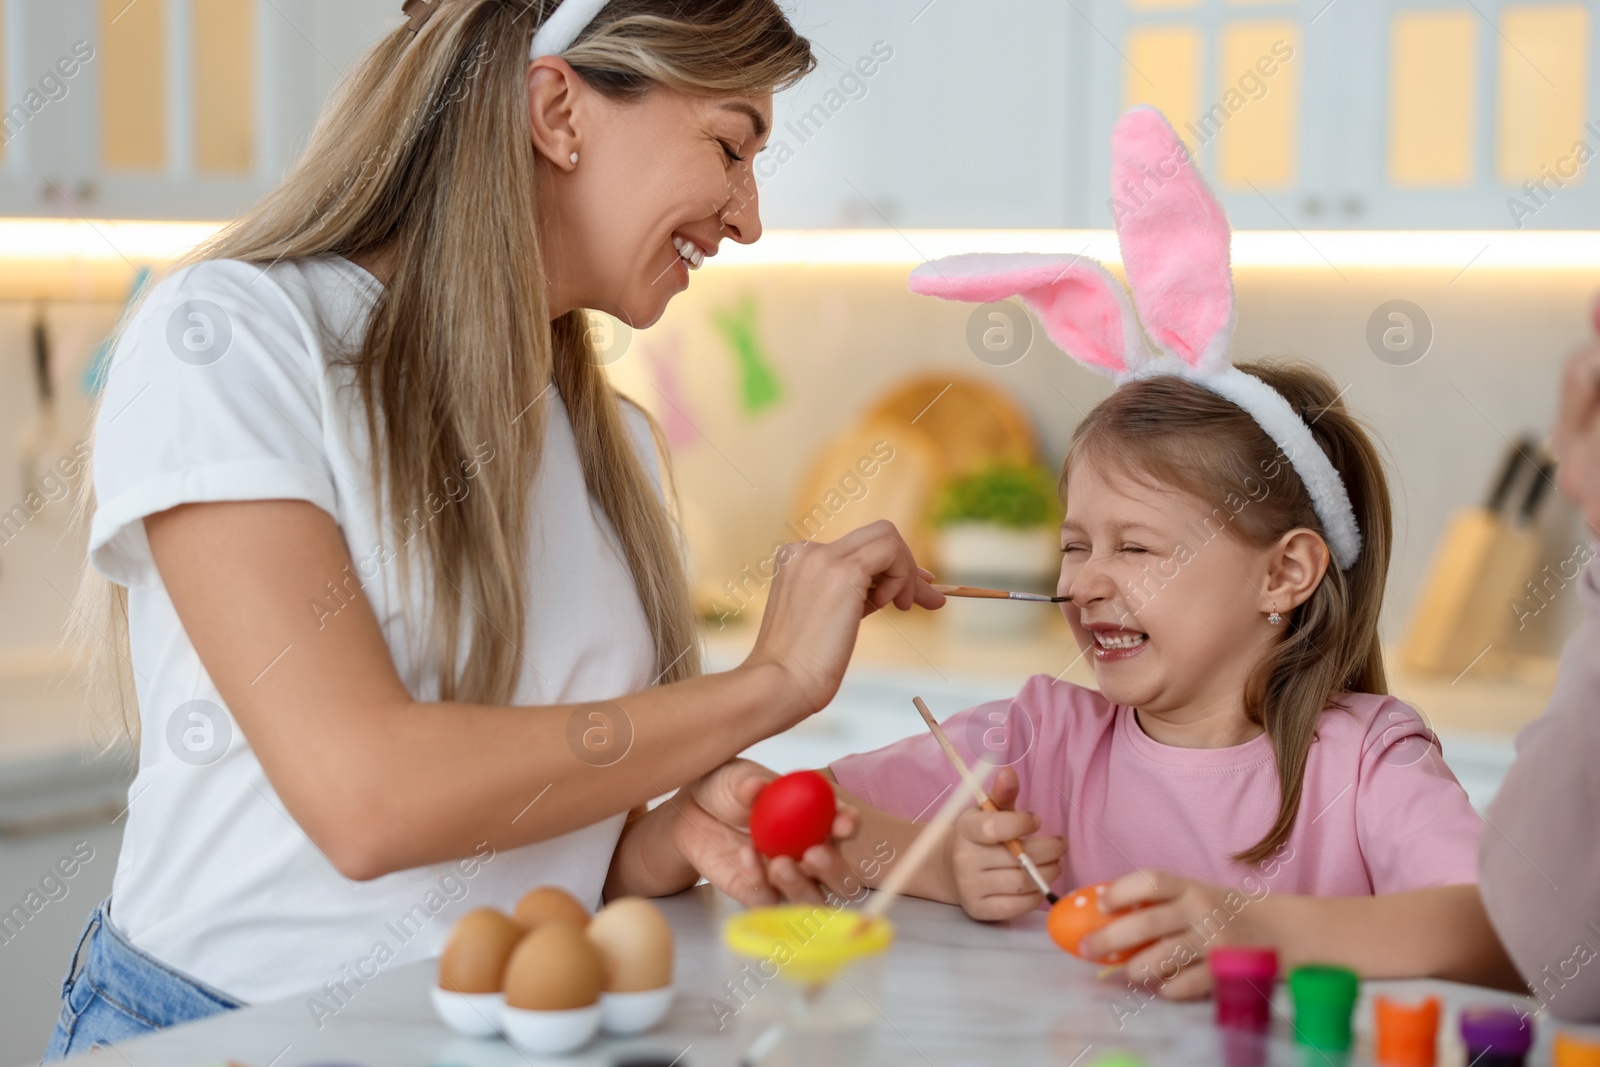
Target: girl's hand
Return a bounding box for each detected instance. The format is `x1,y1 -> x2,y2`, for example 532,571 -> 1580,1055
948,767 -> 1065,921
671,760 -> 862,907
1083,870 -> 1277,1000
1553,305 -> 1600,533
743,521 -> 944,726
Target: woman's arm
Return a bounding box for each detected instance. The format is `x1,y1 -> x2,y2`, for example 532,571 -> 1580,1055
145,500 -> 939,882
1088,873 -> 1525,999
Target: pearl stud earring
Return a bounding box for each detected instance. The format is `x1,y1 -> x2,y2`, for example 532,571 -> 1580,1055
569,151 -> 579,166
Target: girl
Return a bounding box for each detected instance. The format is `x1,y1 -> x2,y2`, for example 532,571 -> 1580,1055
48,0 -> 936,1056
815,109 -> 1521,1000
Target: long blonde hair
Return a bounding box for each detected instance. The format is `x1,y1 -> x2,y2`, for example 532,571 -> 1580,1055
75,0 -> 814,741
1064,360 -> 1394,864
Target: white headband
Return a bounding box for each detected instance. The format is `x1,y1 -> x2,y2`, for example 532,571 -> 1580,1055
529,0 -> 608,58
1125,360 -> 1363,570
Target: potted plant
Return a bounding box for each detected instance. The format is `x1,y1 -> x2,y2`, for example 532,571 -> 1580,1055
931,463 -> 1062,639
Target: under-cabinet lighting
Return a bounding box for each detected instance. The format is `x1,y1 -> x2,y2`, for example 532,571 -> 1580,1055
3,220 -> 1600,273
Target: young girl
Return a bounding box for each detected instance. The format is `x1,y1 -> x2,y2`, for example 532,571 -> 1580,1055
817,109 -> 1520,1000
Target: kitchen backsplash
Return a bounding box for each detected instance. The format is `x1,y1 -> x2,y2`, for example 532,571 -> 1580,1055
0,257 -> 1589,668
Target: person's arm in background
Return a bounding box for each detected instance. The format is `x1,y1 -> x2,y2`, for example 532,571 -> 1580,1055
1477,328 -> 1600,1022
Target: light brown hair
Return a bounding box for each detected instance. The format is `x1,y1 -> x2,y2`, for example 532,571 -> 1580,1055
76,0 -> 814,740
1062,360 -> 1393,864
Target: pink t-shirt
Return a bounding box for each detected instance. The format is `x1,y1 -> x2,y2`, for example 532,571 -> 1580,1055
831,675 -> 1481,897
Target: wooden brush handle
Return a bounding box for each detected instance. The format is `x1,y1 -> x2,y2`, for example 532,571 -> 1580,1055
914,698 -> 1029,863
931,584 -> 1014,600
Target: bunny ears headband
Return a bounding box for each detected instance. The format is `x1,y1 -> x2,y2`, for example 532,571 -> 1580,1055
403,0 -> 609,56
909,107 -> 1362,571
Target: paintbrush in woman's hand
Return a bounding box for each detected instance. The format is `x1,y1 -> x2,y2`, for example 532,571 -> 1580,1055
932,584 -> 1069,604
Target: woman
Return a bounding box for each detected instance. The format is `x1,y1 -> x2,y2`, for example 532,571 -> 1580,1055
46,0 -> 941,1055
1478,308 -> 1600,1022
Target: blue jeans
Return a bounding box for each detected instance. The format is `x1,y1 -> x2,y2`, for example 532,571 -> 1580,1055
43,897 -> 241,1061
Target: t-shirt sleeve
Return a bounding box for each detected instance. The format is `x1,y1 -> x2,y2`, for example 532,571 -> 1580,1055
1355,699 -> 1483,893
829,695 -> 1036,821
89,261 -> 341,589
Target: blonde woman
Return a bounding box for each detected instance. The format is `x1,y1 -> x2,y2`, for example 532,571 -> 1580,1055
46,0 -> 941,1055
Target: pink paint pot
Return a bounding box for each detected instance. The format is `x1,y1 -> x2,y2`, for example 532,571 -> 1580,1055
1209,946 -> 1280,1033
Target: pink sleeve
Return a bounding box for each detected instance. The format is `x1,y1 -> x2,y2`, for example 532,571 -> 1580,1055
1355,700 -> 1483,893
829,696 -> 1036,821
1479,547 -> 1600,1021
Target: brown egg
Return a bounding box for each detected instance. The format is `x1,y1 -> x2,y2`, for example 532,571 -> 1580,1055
438,908 -> 524,994
586,897 -> 674,992
504,921 -> 605,1011
513,886 -> 591,931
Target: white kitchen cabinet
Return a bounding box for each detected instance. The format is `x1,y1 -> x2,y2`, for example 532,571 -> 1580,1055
1,0 -> 1595,228
1335,0 -> 1600,230
1079,0 -> 1356,229
758,0 -> 1083,229
1079,0 -> 1599,230
0,0 -> 396,221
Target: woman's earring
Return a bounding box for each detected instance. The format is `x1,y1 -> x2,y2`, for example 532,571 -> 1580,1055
1267,610 -> 1284,626
569,151 -> 579,167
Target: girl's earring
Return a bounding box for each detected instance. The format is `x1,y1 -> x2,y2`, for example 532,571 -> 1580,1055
569,151 -> 579,167
1267,609 -> 1284,626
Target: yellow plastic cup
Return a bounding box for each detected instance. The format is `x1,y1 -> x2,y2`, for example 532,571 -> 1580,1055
722,905 -> 895,985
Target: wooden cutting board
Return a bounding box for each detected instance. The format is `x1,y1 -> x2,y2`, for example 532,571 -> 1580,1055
862,375 -> 1039,478
789,377 -> 1041,561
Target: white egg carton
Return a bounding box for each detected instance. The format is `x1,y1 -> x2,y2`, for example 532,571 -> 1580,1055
431,985 -> 674,1053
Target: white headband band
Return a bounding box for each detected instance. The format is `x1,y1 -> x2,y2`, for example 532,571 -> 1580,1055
530,0 -> 608,58
1124,360 -> 1363,571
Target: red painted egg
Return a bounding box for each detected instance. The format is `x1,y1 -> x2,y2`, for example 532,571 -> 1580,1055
749,771 -> 837,861
1047,882 -> 1154,965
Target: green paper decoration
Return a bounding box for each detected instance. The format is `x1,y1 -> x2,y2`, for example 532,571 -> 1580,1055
712,294 -> 782,415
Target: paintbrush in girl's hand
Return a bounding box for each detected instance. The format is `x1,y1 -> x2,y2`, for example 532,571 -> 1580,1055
912,696 -> 1060,905
932,584 -> 1070,603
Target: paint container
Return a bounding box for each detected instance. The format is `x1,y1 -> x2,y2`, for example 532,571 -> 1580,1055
721,906 -> 894,1066
1375,995 -> 1439,1066
1210,947 -> 1279,1032
1288,964 -> 1359,1052
1554,1030 -> 1600,1067
1459,1005 -> 1533,1067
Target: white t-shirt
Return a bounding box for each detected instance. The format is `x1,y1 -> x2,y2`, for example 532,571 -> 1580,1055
89,255 -> 659,1005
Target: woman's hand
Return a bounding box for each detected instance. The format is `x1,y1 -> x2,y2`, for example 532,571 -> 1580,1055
1083,870 -> 1278,1000
670,760 -> 862,907
949,767 -> 1065,921
1554,304 -> 1600,532
743,521 -> 944,726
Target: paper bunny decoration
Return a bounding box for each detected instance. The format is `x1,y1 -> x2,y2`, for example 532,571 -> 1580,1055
908,107 -> 1361,570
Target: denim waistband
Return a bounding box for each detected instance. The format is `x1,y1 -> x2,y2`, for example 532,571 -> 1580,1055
69,897 -> 243,1028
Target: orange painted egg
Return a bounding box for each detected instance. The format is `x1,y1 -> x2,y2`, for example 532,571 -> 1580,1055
1047,882 -> 1153,965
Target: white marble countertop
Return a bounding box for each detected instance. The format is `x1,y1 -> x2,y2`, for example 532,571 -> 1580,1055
48,885 -> 1575,1067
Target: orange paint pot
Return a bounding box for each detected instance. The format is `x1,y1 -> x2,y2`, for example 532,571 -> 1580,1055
1047,882 -> 1153,965
1375,995 -> 1440,1067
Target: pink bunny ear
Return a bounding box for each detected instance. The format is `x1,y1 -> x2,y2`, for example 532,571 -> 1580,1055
909,253 -> 1151,378
1111,107 -> 1235,374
